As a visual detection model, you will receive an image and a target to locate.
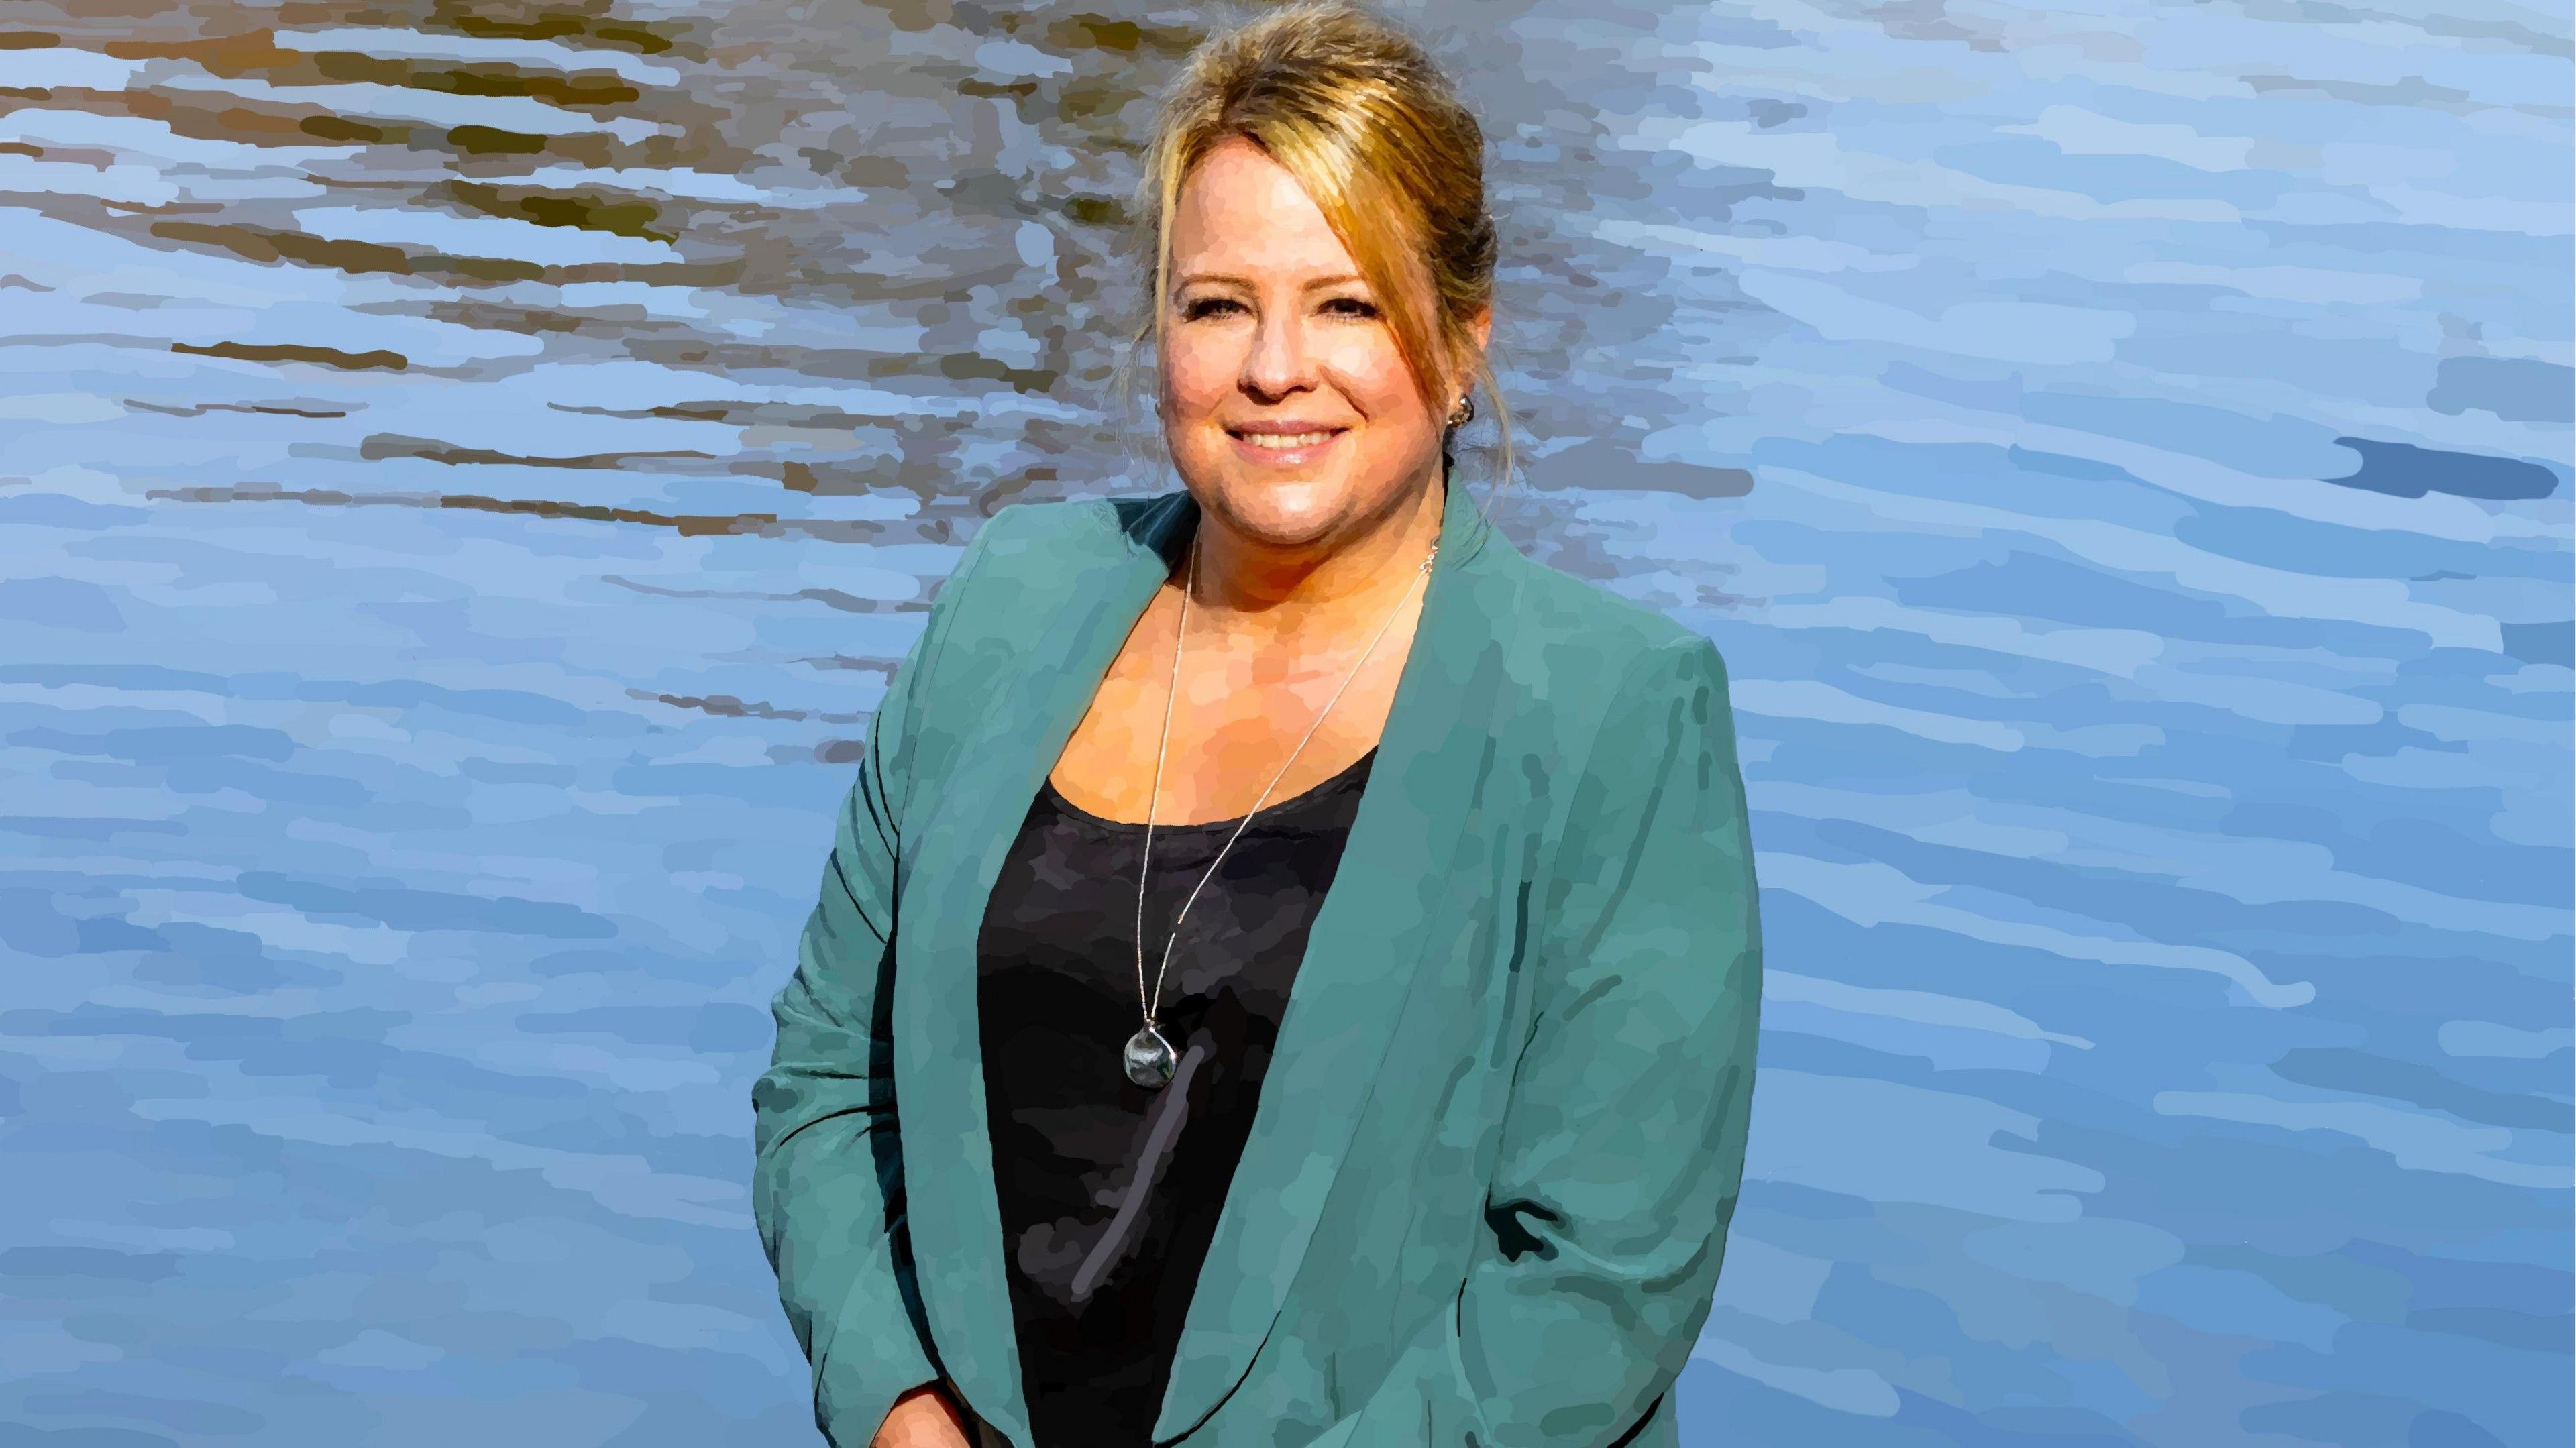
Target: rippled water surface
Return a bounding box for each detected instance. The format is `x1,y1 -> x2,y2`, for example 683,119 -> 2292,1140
1,1 -> 2569,1445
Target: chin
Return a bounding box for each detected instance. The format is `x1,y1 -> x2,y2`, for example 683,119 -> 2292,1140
1197,474 -> 1353,543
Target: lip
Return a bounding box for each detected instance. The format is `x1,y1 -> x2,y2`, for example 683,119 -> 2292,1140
1226,423 -> 1348,467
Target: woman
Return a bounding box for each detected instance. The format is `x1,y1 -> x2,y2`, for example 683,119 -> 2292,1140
753,4 -> 1763,1446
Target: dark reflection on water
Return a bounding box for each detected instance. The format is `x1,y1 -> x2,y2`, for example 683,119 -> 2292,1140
2,1 -> 2570,1444
0,0 -> 1782,551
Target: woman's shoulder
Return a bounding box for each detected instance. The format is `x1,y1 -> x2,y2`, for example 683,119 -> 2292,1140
953,496 -> 1128,568
1477,540 -> 1733,718
1491,545 -> 1712,658
926,496 -> 1132,618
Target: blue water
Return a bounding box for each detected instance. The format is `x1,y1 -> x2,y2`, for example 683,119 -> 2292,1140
1,2 -> 2567,1445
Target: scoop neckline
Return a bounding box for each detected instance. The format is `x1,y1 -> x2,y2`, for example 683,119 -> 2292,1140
1041,746 -> 1379,834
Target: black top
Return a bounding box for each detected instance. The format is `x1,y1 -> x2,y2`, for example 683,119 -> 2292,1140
973,746 -> 1377,1447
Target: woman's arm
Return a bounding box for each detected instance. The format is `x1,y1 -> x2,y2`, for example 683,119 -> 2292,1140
1309,636 -> 1765,1448
753,513 -> 1009,1447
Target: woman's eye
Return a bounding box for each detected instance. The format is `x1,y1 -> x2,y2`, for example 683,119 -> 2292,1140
1177,296 -> 1377,321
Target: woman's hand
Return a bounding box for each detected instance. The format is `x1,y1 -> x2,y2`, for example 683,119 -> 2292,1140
869,1382 -> 976,1448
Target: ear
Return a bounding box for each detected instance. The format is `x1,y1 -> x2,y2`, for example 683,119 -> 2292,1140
1450,304 -> 1495,396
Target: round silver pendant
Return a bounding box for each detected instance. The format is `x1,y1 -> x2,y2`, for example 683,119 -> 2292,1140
1122,1024 -> 1178,1089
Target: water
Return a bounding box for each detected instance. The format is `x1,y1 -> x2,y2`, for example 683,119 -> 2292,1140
1,1 -> 2568,1445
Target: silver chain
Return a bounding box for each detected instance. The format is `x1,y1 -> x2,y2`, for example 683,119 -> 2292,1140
1132,528 -> 1438,1032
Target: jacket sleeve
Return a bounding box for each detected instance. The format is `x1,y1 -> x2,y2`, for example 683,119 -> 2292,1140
752,510 -> 1008,1447
1308,635 -> 1765,1448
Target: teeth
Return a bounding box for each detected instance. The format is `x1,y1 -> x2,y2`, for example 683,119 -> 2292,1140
1239,431 -> 1336,449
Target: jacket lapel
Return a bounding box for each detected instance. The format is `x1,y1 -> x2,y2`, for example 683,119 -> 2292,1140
893,478 -> 1506,1447
1152,476 -> 1507,1441
892,490 -> 1184,1448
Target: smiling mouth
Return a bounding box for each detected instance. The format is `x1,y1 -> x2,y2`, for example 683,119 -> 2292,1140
1228,428 -> 1347,451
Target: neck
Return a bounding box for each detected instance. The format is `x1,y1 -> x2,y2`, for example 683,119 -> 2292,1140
1182,467 -> 1446,634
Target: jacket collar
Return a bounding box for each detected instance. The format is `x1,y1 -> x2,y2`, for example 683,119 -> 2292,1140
893,474 -> 1511,1445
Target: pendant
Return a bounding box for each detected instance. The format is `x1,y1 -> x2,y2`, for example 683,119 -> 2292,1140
1123,1024 -> 1178,1089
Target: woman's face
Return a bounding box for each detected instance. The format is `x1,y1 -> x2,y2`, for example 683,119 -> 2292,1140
1159,137 -> 1481,554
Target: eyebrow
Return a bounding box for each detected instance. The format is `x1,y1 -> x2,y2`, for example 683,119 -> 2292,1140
1174,272 -> 1367,292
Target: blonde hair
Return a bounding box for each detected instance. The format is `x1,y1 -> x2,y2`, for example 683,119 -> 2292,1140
1118,0 -> 1515,500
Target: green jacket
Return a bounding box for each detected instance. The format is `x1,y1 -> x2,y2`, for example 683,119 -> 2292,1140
754,475 -> 1764,1448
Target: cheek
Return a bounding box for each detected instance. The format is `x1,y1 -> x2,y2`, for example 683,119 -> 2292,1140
1326,335 -> 1426,420
1163,333 -> 1235,412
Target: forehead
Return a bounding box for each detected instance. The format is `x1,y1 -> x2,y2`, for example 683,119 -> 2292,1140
1170,138 -> 1355,273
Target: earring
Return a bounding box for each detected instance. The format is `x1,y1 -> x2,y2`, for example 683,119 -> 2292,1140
1446,394 -> 1476,428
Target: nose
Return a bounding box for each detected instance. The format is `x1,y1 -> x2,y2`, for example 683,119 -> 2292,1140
1239,304 -> 1318,402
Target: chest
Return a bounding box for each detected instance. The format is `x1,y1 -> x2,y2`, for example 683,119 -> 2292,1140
1045,581 -> 1426,827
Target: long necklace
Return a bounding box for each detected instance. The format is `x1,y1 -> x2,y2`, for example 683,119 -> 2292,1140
1121,527 -> 1438,1089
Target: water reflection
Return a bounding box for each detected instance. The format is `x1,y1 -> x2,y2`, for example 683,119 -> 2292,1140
1,1 -> 2569,1444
